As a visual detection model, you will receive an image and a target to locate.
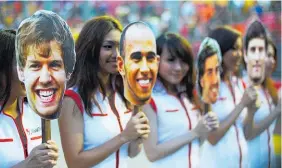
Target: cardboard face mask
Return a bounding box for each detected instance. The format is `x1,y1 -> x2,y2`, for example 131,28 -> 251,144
245,38 -> 266,86
16,10 -> 76,120
118,23 -> 159,108
196,37 -> 222,106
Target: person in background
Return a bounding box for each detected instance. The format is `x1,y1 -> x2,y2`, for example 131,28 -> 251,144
265,37 -> 281,167
0,29 -> 59,168
200,26 -> 257,168
58,16 -> 150,168
243,20 -> 281,168
142,33 -> 219,168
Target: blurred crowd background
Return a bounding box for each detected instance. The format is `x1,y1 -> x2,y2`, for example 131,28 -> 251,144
0,0 -> 281,80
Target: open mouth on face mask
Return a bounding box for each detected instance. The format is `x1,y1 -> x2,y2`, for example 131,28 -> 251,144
253,64 -> 261,72
211,87 -> 218,93
210,84 -> 219,96
136,78 -> 152,89
35,89 -> 57,103
251,77 -> 261,84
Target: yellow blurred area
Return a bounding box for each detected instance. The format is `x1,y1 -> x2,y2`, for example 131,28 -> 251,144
71,29 -> 80,42
215,0 -> 229,7
193,0 -> 228,6
243,0 -> 256,13
273,134 -> 281,155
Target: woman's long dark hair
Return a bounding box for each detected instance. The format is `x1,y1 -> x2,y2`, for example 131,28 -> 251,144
0,29 -> 16,112
156,33 -> 198,104
68,16 -> 122,116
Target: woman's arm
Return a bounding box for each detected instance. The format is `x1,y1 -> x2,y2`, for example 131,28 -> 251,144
206,101 -> 246,145
59,97 -> 128,168
142,104 -> 214,162
244,102 -> 281,140
59,97 -> 150,168
207,87 -> 258,145
128,138 -> 142,158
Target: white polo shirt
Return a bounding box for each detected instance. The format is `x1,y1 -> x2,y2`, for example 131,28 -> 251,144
147,81 -> 200,168
243,79 -> 276,168
65,88 -> 132,168
0,99 -> 42,168
200,78 -> 249,168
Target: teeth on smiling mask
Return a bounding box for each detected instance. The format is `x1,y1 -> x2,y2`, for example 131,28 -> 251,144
39,90 -> 54,102
138,80 -> 150,85
211,88 -> 218,93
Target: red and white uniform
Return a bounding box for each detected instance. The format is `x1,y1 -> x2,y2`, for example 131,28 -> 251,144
244,79 -> 276,168
148,80 -> 200,168
200,78 -> 249,168
65,88 -> 132,168
0,99 -> 42,168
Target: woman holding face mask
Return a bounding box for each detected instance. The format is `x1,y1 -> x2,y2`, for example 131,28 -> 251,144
0,29 -> 59,168
242,22 -> 281,168
58,16 -> 150,168
200,26 -> 258,168
142,33 -> 219,168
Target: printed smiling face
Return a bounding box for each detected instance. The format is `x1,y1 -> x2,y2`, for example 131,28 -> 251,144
118,25 -> 159,106
200,54 -> 220,104
18,40 -> 67,119
244,38 -> 266,85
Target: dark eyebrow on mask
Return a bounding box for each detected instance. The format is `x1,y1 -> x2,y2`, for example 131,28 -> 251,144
147,51 -> 156,58
130,51 -> 156,59
130,52 -> 142,60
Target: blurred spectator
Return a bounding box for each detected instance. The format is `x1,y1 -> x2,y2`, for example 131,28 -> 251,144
0,1 -> 280,79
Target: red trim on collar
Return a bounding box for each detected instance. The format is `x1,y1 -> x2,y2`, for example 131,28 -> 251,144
0,138 -> 13,142
218,97 -> 227,101
31,136 -> 42,140
65,90 -> 84,114
91,113 -> 108,117
242,80 -> 246,90
165,109 -> 179,112
149,98 -> 157,113
2,99 -> 28,158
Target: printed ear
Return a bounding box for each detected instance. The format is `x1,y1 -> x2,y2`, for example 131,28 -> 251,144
244,50 -> 248,64
200,77 -> 204,88
156,55 -> 160,65
117,56 -> 125,76
17,65 -> 25,82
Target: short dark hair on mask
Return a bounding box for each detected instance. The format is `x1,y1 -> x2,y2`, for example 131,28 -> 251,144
0,29 -> 16,111
197,44 -> 218,96
119,21 -> 151,58
244,20 -> 268,52
16,10 -> 76,76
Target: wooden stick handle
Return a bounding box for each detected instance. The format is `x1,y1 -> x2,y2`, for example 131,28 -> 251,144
204,103 -> 209,114
133,106 -> 142,116
42,119 -> 51,143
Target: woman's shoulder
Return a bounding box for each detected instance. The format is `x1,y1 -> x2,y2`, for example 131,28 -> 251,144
64,88 -> 84,114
